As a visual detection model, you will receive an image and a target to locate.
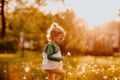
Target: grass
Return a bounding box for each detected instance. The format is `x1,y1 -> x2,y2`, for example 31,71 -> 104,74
0,51 -> 120,80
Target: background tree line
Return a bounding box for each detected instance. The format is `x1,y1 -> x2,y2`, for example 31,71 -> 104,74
0,0 -> 120,56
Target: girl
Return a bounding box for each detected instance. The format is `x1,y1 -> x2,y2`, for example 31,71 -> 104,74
42,22 -> 66,80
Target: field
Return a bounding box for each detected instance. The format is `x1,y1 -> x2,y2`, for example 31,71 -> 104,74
0,51 -> 120,80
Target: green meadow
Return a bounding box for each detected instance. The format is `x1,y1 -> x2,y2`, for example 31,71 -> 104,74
0,51 -> 120,80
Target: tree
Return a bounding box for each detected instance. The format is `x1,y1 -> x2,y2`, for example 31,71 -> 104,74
0,0 -> 6,38
53,9 -> 89,55
117,9 -> 120,51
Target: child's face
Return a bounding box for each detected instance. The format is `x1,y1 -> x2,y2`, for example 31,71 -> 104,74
52,33 -> 64,45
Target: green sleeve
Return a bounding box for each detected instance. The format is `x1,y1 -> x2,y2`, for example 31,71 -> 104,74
45,43 -> 61,62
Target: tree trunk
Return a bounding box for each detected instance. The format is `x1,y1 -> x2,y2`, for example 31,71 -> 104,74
1,0 -> 6,38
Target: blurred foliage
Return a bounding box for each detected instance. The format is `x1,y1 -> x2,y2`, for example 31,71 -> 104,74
0,0 -> 120,56
5,7 -> 53,52
1,1 -> 89,55
52,9 -> 89,55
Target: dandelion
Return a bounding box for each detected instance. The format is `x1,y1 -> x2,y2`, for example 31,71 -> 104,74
67,65 -> 73,70
113,77 -> 118,80
103,76 -> 108,79
67,72 -> 72,76
91,69 -> 96,73
77,71 -> 83,75
36,66 -> 40,70
67,52 -> 71,56
76,65 -> 81,70
109,65 -> 115,72
81,65 -> 86,73
23,75 -> 27,80
25,65 -> 30,72
45,76 -> 48,79
93,64 -> 98,68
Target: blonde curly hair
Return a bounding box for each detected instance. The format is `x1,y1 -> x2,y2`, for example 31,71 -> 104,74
46,22 -> 66,41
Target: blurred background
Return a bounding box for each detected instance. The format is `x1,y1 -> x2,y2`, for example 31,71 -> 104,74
0,0 -> 120,56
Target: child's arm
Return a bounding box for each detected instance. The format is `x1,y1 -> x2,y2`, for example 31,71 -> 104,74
45,43 -> 61,62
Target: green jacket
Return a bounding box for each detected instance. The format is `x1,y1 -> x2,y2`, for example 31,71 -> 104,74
44,42 -> 61,62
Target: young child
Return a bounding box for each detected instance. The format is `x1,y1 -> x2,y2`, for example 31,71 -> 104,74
42,22 -> 66,80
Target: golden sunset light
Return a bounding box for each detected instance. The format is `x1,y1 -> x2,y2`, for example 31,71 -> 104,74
1,0 -> 120,80
40,0 -> 120,29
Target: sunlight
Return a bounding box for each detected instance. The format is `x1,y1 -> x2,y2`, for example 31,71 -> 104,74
64,0 -> 120,29
7,0 -> 17,13
40,0 -> 120,29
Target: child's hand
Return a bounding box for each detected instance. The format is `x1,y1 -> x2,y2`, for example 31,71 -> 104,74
61,56 -> 65,61
66,52 -> 71,56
